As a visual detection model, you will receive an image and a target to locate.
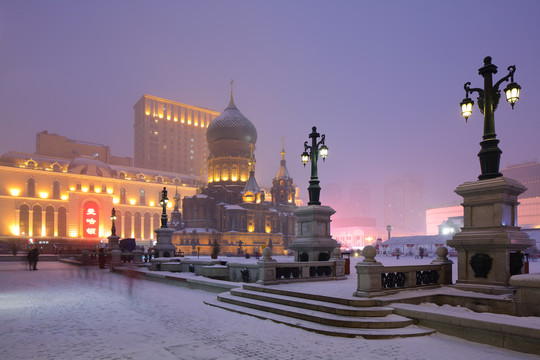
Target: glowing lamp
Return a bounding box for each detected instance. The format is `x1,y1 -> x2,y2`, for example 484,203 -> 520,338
460,97 -> 474,122
319,144 -> 328,160
95,188 -> 101,193
61,195 -> 68,200
10,189 -> 20,196
113,198 -> 119,204
81,187 -> 88,193
301,151 -> 309,166
39,192 -> 48,199
504,82 -> 521,109
107,188 -> 113,194
129,199 -> 136,205
149,201 -> 155,207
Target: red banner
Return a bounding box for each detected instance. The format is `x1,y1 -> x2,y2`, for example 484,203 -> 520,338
83,201 -> 99,238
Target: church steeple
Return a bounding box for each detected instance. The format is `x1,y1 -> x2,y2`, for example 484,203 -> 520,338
242,142 -> 263,203
275,137 -> 290,179
271,137 -> 296,205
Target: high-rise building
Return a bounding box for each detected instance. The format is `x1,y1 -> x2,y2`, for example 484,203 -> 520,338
383,174 -> 425,234
133,94 -> 220,176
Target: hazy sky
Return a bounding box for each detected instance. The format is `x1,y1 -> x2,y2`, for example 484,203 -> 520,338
1,1 -> 539,225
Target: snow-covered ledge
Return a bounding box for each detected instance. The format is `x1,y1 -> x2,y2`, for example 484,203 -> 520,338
509,273 -> 540,316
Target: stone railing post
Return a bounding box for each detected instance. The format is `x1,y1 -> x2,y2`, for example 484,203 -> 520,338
257,247 -> 278,285
331,247 -> 346,278
110,248 -> 122,270
431,246 -> 453,285
353,245 -> 385,297
132,248 -> 143,264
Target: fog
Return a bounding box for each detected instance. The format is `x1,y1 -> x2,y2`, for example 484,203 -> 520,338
1,0 -> 539,227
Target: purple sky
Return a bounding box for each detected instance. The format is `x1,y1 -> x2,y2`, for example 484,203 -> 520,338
1,1 -> 539,225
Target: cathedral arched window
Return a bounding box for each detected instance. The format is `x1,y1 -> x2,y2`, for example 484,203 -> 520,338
231,165 -> 238,181
222,166 -> 229,181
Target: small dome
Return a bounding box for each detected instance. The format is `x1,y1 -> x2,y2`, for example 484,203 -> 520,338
68,156 -> 116,177
206,96 -> 257,145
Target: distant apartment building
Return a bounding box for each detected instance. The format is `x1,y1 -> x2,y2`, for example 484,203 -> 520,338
502,161 -> 540,198
383,174 -> 425,234
133,94 -> 220,176
36,131 -> 132,166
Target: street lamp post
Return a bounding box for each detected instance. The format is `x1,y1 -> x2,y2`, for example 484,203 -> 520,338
301,126 -> 328,205
110,208 -> 117,236
386,225 -> 392,240
460,56 -> 521,180
159,187 -> 169,228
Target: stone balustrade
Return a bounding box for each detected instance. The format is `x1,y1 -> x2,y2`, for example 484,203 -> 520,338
354,245 -> 453,297
149,247 -> 346,284
255,247 -> 346,285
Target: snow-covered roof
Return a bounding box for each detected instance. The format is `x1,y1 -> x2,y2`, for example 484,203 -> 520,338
382,235 -> 452,246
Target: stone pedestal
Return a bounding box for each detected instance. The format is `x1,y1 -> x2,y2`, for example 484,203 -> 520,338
110,248 -> 122,268
447,177 -> 535,291
289,205 -> 339,262
132,248 -> 143,264
256,247 -> 278,285
107,235 -> 120,251
154,227 -> 176,258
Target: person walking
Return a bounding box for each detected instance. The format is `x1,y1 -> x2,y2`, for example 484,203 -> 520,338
98,248 -> 106,269
27,247 -> 39,270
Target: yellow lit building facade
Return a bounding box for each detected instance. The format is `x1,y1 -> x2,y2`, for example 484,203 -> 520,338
133,94 -> 220,176
0,151 -> 198,252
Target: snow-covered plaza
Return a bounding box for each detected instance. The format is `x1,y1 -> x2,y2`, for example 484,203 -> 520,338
1,257 -> 539,360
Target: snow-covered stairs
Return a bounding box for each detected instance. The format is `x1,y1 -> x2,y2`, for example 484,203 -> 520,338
204,284 -> 435,339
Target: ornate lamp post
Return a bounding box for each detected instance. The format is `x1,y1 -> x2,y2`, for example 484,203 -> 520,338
301,126 -> 328,205
460,56 -> 521,180
159,187 -> 169,228
110,208 -> 117,236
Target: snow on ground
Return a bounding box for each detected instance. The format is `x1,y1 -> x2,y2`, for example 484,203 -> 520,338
1,259 -> 539,360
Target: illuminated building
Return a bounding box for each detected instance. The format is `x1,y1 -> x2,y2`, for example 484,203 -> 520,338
0,145 -> 198,252
173,91 -> 297,256
36,131 -> 132,166
133,94 -> 220,176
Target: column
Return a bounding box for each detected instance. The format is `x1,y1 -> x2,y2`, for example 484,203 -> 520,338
53,210 -> 58,237
150,216 -> 154,240
15,209 -> 20,235
131,214 -> 135,238
121,214 -> 125,238
29,210 -> 33,237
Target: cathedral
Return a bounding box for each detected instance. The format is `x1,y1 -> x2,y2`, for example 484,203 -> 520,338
172,90 -> 297,256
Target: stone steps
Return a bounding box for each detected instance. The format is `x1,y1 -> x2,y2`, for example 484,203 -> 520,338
230,288 -> 393,317
204,284 -> 435,338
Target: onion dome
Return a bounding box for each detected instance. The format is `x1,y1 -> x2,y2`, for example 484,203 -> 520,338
206,91 -> 257,145
67,156 -> 116,177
